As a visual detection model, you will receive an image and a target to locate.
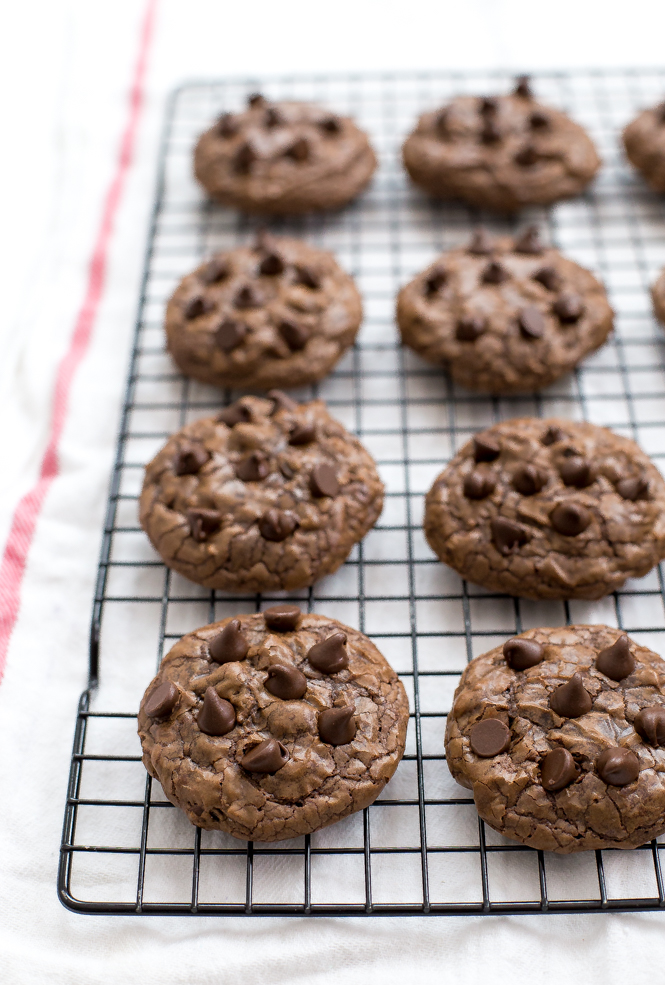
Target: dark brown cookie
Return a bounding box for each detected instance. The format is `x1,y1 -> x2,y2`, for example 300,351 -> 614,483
651,267 -> 665,328
139,395 -> 383,593
402,77 -> 600,212
446,625 -> 665,852
623,101 -> 665,192
138,612 -> 409,842
396,228 -> 613,394
424,417 -> 665,600
194,94 -> 377,214
165,235 -> 362,390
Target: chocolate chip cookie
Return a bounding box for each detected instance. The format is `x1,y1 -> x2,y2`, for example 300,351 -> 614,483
138,611 -> 409,841
402,76 -> 600,212
165,234 -> 362,391
424,418 -> 665,600
396,227 -> 613,394
623,100 -> 665,192
139,394 -> 383,592
446,625 -> 665,852
194,93 -> 377,214
651,267 -> 665,328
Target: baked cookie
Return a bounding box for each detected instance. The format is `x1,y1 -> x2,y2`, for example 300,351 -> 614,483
445,625 -> 665,853
651,267 -> 665,327
396,227 -> 613,394
165,234 -> 362,391
623,101 -> 665,192
194,93 -> 377,214
138,611 -> 409,841
139,394 -> 383,592
402,76 -> 600,212
424,417 -> 665,600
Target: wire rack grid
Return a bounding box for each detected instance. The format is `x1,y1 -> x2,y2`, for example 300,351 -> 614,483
59,69 -> 665,917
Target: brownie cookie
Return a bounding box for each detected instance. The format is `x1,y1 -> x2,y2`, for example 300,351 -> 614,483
396,227 -> 613,394
424,417 -> 665,600
139,394 -> 383,592
402,76 -> 600,212
651,267 -> 665,328
446,625 -> 665,852
623,101 -> 665,192
138,611 -> 409,841
194,93 -> 377,214
165,234 -> 362,391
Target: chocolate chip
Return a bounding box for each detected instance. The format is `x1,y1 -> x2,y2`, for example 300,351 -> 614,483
503,637 -> 544,670
286,137 -> 309,162
559,457 -> 594,488
184,295 -> 211,320
217,401 -> 252,426
216,113 -> 238,138
235,285 -> 263,309
307,632 -> 348,673
463,470 -> 495,499
278,319 -> 310,351
258,508 -> 299,541
529,110 -> 549,130
518,306 -> 545,340
198,687 -> 236,736
512,464 -> 547,495
215,318 -> 247,352
289,421 -> 316,445
209,619 -> 250,663
491,516 -> 530,554
482,261 -> 510,285
634,707 -> 665,746
200,257 -> 229,284
234,142 -> 256,174
514,75 -> 533,99
241,737 -> 289,773
596,635 -> 635,681
658,102 -> 665,124
541,424 -> 566,446
280,461 -> 296,479
480,119 -> 501,144
174,442 -> 210,476
235,452 -> 269,482
541,748 -> 578,792
268,389 -> 299,413
265,663 -> 307,700
596,747 -> 639,786
456,315 -> 487,341
562,446 -> 579,457
550,502 -> 592,536
259,252 -> 284,276
424,268 -> 447,296
513,226 -> 544,255
468,228 -> 494,256
264,106 -> 283,128
144,681 -> 179,719
616,476 -> 649,501
294,265 -> 320,289
479,97 -> 498,115
533,266 -> 561,292
318,706 -> 357,745
468,719 -> 510,757
434,109 -> 450,138
248,92 -> 265,107
188,508 -> 222,542
553,293 -> 584,323
310,463 -> 339,498
515,145 -> 539,167
473,432 -> 501,462
550,672 -> 593,718
319,115 -> 341,134
264,604 -> 302,632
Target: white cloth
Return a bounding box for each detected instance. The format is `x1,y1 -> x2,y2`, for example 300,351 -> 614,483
3,2 -> 665,982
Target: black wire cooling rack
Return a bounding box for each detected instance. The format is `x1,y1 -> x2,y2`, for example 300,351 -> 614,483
59,70 -> 665,916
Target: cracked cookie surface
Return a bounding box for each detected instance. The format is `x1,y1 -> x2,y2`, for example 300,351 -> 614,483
424,417 -> 665,600
396,228 -> 613,394
194,93 -> 377,214
138,612 -> 409,842
165,234 -> 362,390
446,625 -> 665,852
402,77 -> 600,212
139,394 -> 383,592
623,101 -> 665,193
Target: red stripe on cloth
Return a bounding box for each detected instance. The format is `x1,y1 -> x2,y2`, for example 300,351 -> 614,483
0,0 -> 158,681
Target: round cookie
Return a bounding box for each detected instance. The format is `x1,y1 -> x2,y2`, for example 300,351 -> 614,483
445,625 -> 665,853
623,101 -> 665,192
402,76 -> 600,212
165,234 -> 362,390
139,394 -> 384,592
651,267 -> 665,328
194,93 -> 377,214
138,611 -> 409,842
424,417 -> 665,600
396,227 -> 613,394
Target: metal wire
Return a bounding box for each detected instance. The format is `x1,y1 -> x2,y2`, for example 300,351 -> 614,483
59,70 -> 665,916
